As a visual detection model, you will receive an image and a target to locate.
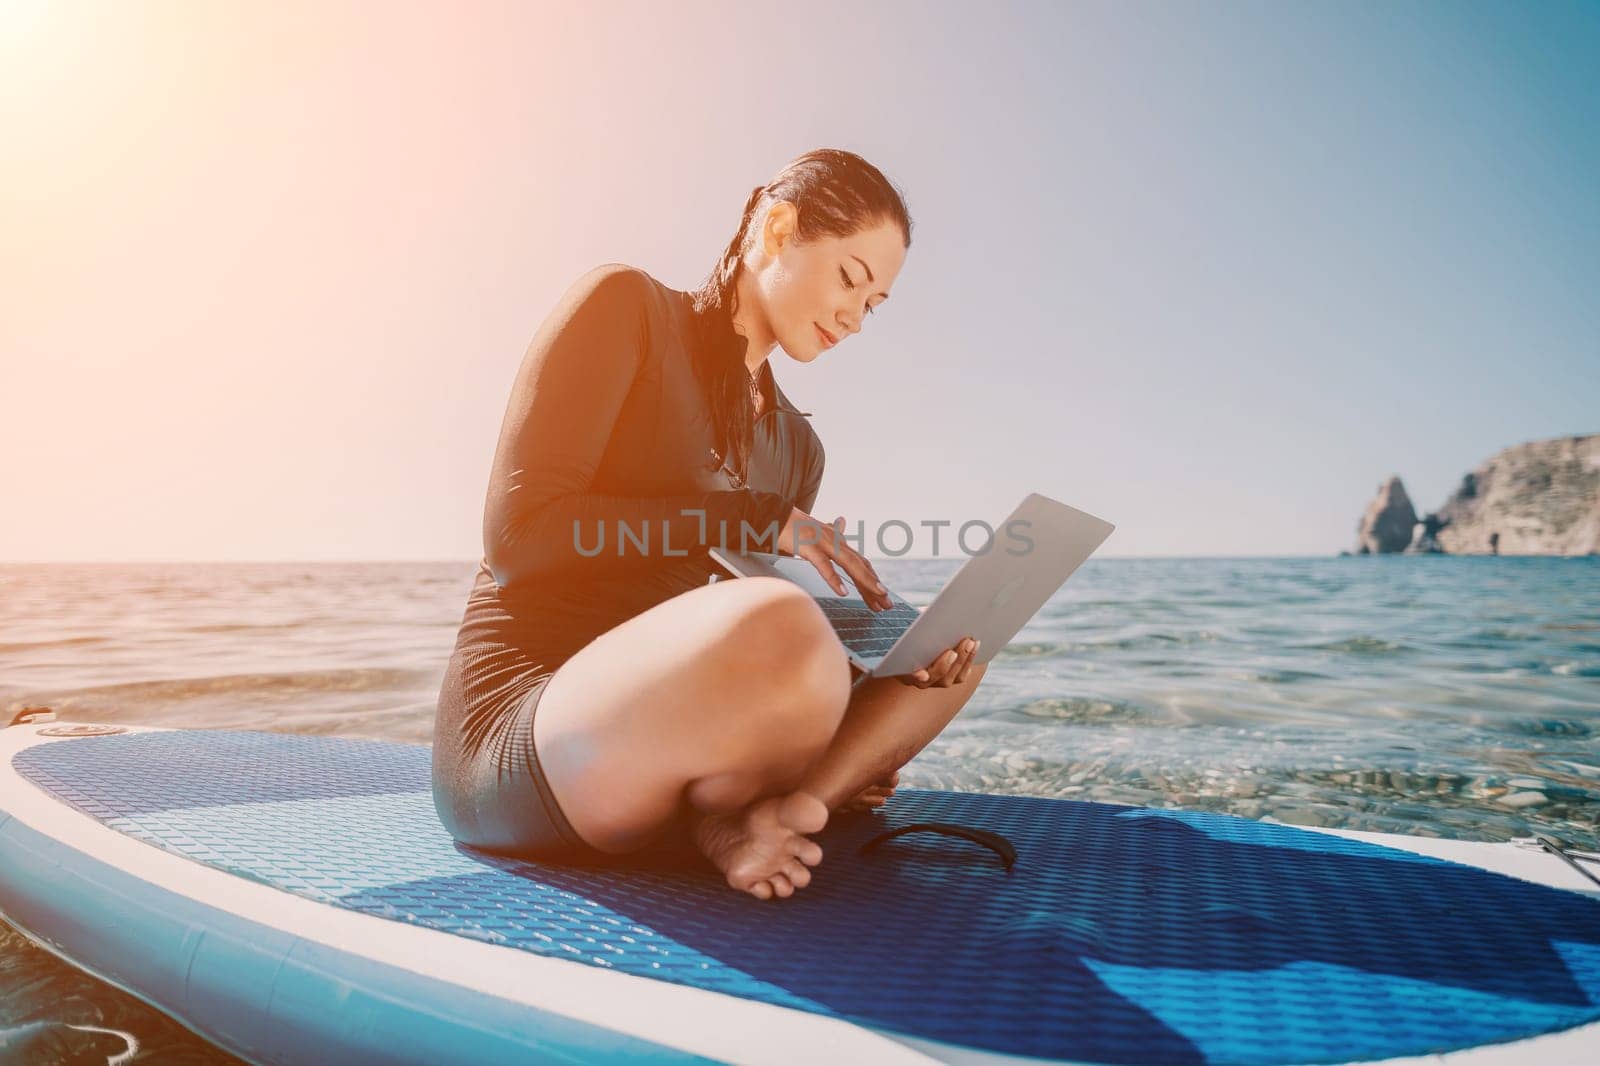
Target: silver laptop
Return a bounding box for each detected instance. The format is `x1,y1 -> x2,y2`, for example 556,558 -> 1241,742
708,493 -> 1114,687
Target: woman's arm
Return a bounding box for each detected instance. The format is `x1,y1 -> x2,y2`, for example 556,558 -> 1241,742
483,266 -> 791,588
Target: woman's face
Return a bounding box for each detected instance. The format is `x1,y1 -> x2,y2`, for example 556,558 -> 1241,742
746,200 -> 907,364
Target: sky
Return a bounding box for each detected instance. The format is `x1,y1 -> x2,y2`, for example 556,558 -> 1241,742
3,0 -> 1597,561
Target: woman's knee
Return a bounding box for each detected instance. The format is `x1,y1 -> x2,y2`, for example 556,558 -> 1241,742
720,579 -> 841,684
716,580 -> 851,752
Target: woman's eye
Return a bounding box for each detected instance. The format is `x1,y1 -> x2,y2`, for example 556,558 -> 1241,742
839,267 -> 854,290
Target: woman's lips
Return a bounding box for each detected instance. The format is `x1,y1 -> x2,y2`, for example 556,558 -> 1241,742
815,323 -> 837,347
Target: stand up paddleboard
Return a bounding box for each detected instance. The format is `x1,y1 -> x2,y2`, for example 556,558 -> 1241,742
2,717 -> 1598,1065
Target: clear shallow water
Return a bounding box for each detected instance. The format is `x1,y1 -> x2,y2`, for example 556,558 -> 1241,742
1,556 -> 1596,1061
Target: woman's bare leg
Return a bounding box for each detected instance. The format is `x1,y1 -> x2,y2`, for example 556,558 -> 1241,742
532,576 -> 853,897
678,662 -> 988,899
797,660 -> 989,813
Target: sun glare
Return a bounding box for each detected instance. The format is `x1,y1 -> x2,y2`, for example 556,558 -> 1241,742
1,0 -> 56,76
0,0 -> 52,41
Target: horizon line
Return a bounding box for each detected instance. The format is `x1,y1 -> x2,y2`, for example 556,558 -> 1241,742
5,553 -> 1574,566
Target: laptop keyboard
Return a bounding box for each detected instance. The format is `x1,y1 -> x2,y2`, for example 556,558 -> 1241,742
816,598 -> 923,659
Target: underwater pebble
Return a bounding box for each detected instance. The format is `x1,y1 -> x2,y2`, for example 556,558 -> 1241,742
1506,777 -> 1544,789
1497,791 -> 1549,809
1274,808 -> 1330,827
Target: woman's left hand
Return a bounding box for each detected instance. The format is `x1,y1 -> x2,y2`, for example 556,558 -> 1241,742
899,636 -> 980,688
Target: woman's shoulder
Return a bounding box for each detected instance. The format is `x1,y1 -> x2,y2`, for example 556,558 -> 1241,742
561,263 -> 677,317
524,265 -> 682,377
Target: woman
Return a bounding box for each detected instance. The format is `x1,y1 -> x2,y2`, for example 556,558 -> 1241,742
433,148 -> 986,901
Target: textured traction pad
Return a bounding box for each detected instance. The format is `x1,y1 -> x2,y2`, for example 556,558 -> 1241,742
14,730 -> 1600,1064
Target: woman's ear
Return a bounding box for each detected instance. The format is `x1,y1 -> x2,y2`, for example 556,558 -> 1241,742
760,200 -> 799,256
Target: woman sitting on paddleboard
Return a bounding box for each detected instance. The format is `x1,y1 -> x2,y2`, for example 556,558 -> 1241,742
432,148 -> 985,900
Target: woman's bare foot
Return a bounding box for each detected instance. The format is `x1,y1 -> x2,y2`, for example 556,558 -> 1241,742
837,769 -> 899,814
691,791 -> 829,900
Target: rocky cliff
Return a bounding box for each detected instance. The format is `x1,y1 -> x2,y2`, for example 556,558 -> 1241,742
1433,434 -> 1600,556
1353,433 -> 1600,556
1354,475 -> 1417,554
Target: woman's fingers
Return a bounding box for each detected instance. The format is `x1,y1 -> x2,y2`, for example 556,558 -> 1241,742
827,518 -> 867,601
913,648 -> 957,687
787,514 -> 849,596
948,637 -> 979,686
856,559 -> 888,606
795,539 -> 848,596
850,564 -> 892,610
834,517 -> 889,603
810,517 -> 890,610
836,552 -> 892,610
955,639 -> 981,684
908,638 -> 979,688
805,553 -> 849,596
807,547 -> 885,608
938,641 -> 969,688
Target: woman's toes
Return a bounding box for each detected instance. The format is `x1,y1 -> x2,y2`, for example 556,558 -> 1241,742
784,860 -> 812,889
747,879 -> 774,901
768,873 -> 795,898
728,856 -> 766,887
795,838 -> 823,866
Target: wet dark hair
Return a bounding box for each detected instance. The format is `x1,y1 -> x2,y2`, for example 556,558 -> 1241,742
690,148 -> 912,485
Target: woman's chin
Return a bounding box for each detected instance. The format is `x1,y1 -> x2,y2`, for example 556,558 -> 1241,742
778,340 -> 823,364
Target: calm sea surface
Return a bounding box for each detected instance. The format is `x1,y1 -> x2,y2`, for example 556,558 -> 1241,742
2,557 -> 1597,1061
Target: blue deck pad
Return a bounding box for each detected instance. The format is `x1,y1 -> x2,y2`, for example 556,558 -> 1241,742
15,730 -> 1600,1065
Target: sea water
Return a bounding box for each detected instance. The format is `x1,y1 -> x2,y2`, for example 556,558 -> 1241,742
1,556 -> 1596,1061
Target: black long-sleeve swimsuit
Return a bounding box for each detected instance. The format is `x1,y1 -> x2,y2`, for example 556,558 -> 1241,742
432,264 -> 825,854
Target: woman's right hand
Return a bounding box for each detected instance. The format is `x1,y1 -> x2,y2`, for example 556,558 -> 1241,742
777,510 -> 893,611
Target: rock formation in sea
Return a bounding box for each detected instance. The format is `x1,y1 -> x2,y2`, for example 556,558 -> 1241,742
1354,433 -> 1600,556
1433,434 -> 1600,556
1354,475 -> 1417,554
